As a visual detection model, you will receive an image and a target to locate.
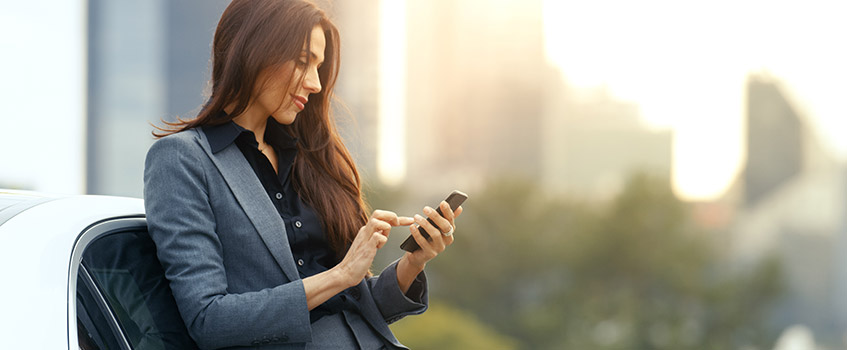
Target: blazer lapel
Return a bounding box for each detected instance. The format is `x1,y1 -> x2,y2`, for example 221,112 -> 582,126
192,129 -> 300,282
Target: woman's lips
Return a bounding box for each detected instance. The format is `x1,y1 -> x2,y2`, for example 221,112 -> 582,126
292,95 -> 307,110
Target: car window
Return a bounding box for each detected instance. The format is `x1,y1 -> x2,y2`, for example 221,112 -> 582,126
79,229 -> 198,350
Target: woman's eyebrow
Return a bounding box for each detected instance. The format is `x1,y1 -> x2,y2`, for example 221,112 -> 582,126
301,50 -> 324,64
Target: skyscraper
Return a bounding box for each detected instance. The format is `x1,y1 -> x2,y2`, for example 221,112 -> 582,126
541,84 -> 672,200
743,75 -> 804,207
730,73 -> 846,341
87,0 -> 229,196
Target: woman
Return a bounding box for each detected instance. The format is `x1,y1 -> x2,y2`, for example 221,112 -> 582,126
143,0 -> 461,349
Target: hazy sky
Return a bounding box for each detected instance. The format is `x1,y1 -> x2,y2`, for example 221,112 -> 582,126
543,0 -> 847,200
0,0 -> 86,194
377,0 -> 407,186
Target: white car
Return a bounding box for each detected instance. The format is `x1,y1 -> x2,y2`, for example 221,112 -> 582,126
0,190 -> 198,349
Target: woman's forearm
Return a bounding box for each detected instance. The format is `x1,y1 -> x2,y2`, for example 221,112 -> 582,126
396,254 -> 425,294
301,267 -> 353,310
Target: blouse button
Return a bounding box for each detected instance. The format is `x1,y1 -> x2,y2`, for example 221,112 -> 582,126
275,193 -> 283,200
295,220 -> 302,228
297,259 -> 305,266
349,287 -> 361,300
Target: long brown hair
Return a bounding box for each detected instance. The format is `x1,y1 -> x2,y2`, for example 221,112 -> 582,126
154,0 -> 367,261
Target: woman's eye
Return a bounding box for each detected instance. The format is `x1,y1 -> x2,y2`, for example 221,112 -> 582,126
297,60 -> 308,67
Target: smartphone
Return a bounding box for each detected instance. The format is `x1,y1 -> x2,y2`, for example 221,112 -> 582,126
400,190 -> 468,252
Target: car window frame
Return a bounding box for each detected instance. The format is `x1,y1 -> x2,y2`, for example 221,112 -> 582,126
69,216 -> 146,350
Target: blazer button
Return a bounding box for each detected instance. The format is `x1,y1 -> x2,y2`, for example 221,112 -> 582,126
275,192 -> 283,200
297,259 -> 304,266
295,220 -> 302,228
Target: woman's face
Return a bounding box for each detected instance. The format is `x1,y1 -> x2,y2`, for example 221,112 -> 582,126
255,25 -> 326,125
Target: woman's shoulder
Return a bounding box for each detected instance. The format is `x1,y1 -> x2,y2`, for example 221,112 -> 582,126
151,128 -> 205,148
157,128 -> 204,143
147,128 -> 208,158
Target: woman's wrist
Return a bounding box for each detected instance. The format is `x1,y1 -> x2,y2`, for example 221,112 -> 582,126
330,263 -> 356,288
400,253 -> 426,273
303,266 -> 358,311
396,254 -> 425,294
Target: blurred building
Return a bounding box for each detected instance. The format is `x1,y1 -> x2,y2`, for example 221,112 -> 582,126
727,74 -> 847,344
744,76 -> 804,207
400,0 -> 674,202
326,0 -> 381,179
404,0 -> 550,196
542,83 -> 672,200
86,0 -> 230,196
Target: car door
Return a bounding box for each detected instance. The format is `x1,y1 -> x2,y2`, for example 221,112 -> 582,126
72,217 -> 198,350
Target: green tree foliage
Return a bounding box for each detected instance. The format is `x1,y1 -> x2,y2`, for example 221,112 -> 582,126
390,300 -> 520,350
383,174 -> 783,349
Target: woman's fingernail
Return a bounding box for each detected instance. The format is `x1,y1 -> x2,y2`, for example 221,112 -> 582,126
423,206 -> 432,214
414,214 -> 423,221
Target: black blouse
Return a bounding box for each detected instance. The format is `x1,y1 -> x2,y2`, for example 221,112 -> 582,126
203,117 -> 356,322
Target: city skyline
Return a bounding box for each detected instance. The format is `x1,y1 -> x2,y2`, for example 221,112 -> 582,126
1,0 -> 846,203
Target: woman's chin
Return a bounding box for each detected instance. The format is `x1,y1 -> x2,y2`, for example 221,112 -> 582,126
271,112 -> 298,125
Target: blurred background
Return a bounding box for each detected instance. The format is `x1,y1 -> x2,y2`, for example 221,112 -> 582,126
2,0 -> 846,349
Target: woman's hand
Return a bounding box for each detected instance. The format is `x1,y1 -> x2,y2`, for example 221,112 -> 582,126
304,210 -> 411,310
336,210 -> 413,287
396,201 -> 463,293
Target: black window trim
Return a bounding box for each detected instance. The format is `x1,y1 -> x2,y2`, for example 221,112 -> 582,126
78,263 -> 130,350
68,216 -> 145,350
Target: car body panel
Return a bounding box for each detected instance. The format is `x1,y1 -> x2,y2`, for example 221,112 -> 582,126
0,193 -> 144,349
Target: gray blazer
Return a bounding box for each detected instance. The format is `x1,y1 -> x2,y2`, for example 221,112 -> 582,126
143,128 -> 428,349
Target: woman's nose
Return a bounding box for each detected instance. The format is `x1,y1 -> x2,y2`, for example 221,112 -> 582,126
304,68 -> 321,94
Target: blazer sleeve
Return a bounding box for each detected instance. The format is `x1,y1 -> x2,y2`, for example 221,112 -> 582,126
367,259 -> 429,324
143,135 -> 311,349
